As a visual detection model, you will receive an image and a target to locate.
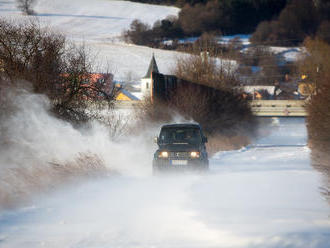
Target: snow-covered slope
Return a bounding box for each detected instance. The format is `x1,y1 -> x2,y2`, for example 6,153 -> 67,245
0,1 -> 303,80
83,41 -> 186,81
269,47 -> 305,62
1,0 -> 179,40
0,0 -> 181,80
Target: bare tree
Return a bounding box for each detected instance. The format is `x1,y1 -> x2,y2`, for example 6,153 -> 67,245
122,19 -> 153,46
0,18 -> 118,125
302,38 -> 330,166
174,53 -> 239,90
16,0 -> 36,15
169,81 -> 255,135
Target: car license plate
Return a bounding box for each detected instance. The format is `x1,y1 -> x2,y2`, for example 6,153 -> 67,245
171,160 -> 188,165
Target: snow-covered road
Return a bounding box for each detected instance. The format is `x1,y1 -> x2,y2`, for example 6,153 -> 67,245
0,1 -> 328,246
1,118 -> 329,248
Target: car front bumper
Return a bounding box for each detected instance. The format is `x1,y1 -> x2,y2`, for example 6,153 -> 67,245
153,158 -> 209,172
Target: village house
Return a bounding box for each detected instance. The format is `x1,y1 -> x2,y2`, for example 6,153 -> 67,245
60,72 -> 114,101
87,73 -> 113,98
139,55 -> 305,103
116,88 -> 139,101
240,85 -> 276,100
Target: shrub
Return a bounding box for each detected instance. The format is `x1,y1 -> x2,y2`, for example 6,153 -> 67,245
178,0 -> 287,36
123,19 -> 153,46
250,21 -> 273,45
16,0 -> 36,15
316,0 -> 330,21
135,98 -> 173,125
251,0 -> 321,46
137,80 -> 255,140
172,48 -> 256,137
170,81 -> 255,136
302,38 -> 330,172
0,18 -> 117,125
191,32 -> 222,56
206,133 -> 250,155
174,52 -> 239,89
126,0 -> 288,43
152,17 -> 184,40
123,18 -> 184,47
316,21 -> 330,44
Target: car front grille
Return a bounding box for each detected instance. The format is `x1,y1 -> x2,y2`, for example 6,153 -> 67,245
169,151 -> 190,159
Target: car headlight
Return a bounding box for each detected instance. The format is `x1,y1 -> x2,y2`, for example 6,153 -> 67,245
190,151 -> 200,158
158,151 -> 169,158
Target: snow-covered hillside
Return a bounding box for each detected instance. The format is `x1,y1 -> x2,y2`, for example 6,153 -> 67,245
0,0 -> 302,81
1,0 -> 179,40
0,0 -> 181,80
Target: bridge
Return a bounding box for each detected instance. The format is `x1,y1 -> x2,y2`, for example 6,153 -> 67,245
250,100 -> 307,117
114,100 -> 308,117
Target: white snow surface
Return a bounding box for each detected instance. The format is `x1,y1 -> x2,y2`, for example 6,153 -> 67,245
1,118 -> 330,248
220,34 -> 251,45
269,47 -> 305,63
241,46 -> 304,63
0,0 -> 179,40
0,1 -> 305,79
0,0 -> 181,80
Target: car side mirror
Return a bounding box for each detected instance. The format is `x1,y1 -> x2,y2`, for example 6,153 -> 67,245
154,137 -> 159,144
202,136 -> 208,143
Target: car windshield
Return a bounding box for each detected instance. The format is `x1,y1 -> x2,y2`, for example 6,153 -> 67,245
159,127 -> 202,145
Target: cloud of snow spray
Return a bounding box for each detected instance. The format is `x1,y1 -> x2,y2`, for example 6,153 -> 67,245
0,88 -> 237,247
0,87 -> 196,209
1,88 -> 329,248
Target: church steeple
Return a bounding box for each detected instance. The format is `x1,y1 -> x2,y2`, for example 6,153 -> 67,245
143,53 -> 159,78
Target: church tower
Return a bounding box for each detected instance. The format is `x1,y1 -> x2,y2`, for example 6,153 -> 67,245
141,54 -> 159,99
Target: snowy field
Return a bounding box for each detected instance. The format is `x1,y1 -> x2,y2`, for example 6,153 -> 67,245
0,117 -> 329,248
0,0 -> 180,39
0,0 -> 182,80
0,0 -> 300,81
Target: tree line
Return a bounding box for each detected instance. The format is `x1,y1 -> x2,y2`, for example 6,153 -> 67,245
125,0 -> 330,47
302,38 -> 330,175
126,0 -> 287,40
251,0 -> 330,46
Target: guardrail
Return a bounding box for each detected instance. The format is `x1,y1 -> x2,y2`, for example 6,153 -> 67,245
113,99 -> 308,117
250,100 -> 307,117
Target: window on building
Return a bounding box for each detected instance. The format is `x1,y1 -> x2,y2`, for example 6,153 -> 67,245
146,82 -> 149,89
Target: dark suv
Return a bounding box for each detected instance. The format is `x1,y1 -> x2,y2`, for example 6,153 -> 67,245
153,123 -> 209,173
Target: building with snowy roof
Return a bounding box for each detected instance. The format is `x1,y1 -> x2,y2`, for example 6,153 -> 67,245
116,89 -> 140,101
